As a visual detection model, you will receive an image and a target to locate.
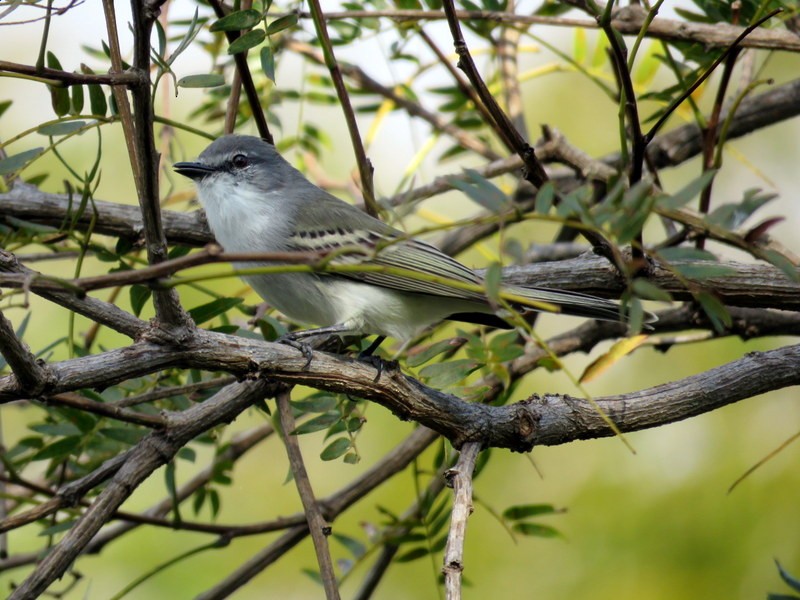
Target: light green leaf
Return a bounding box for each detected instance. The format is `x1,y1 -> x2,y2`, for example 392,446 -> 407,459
177,74 -> 225,88
0,148 -> 44,175
37,121 -> 87,137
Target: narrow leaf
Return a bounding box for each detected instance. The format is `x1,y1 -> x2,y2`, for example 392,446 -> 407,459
657,169 -> 717,210
406,337 -> 465,367
210,9 -> 262,32
0,148 -> 44,175
177,74 -> 225,88
512,522 -> 562,538
188,297 -> 243,325
580,335 -> 648,383
502,504 -> 559,520
320,437 -> 351,461
266,13 -> 298,35
260,46 -> 276,83
37,121 -> 87,137
227,29 -> 266,55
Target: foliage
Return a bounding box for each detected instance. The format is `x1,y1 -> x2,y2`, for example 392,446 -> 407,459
0,0 -> 799,598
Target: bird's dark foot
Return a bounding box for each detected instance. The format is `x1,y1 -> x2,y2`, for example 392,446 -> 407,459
277,333 -> 314,370
358,353 -> 399,383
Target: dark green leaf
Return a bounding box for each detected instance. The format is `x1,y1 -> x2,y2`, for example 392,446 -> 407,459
266,13 -> 298,35
227,29 -> 266,55
46,51 -> 63,70
88,84 -> 107,116
449,169 -> 509,213
49,86 -> 70,117
695,291 -> 731,333
343,452 -> 360,464
70,84 -> 84,114
0,100 -> 12,119
775,560 -> 800,593
406,338 -> 464,367
291,394 -> 338,413
130,285 -> 151,317
395,547 -> 430,562
31,436 -> 82,461
177,74 -> 225,88
37,121 -> 86,136
38,519 -> 77,537
292,412 -> 340,435
99,427 -> 146,445
502,504 -> 558,520
188,297 -> 244,325
320,437 -> 351,461
419,359 -> 481,388
512,522 -> 562,538
210,9 -> 262,32
260,46 -> 276,83
168,245 -> 192,259
0,148 -> 43,175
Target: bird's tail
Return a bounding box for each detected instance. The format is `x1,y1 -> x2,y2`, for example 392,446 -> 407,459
504,285 -> 652,324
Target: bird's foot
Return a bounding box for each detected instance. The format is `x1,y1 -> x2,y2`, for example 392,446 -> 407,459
277,333 -> 314,370
358,352 -> 399,383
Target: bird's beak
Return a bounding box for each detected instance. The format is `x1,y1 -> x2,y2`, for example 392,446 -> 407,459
173,161 -> 215,180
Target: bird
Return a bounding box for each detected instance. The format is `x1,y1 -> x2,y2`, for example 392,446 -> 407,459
174,135 -> 629,352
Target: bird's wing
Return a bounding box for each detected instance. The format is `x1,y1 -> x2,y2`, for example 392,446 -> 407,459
287,216 -> 488,302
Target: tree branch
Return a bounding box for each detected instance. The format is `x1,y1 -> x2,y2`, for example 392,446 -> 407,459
443,441 -> 480,600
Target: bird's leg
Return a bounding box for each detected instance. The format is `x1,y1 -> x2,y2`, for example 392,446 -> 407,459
356,336 -> 400,382
277,323 -> 351,369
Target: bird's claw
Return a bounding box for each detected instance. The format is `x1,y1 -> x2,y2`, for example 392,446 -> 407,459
277,333 -> 314,370
358,352 -> 399,383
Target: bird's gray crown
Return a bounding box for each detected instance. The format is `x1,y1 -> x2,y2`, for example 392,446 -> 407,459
189,135 -> 297,190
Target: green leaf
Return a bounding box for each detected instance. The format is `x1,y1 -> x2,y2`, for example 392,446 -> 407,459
763,250 -> 800,282
775,560 -> 800,593
31,436 -> 82,461
38,519 -> 77,537
227,29 -> 266,55
672,263 -> 737,279
657,247 -> 718,262
260,46 -> 276,83
502,503 -> 559,520
291,394 -> 338,413
266,13 -> 298,35
130,285 -> 151,317
37,121 -> 87,137
177,74 -> 225,88
188,297 -> 244,325
70,84 -> 84,114
333,533 -> 366,558
0,148 -> 43,175
88,84 -> 107,116
419,359 -> 481,388
99,427 -> 147,445
0,100 -> 12,119
406,338 -> 463,367
657,169 -> 717,210
484,262 -> 502,305
210,9 -> 262,32
292,412 -> 340,435
535,182 -> 555,214
631,278 -> 673,302
320,437 -> 351,461
395,547 -> 430,562
512,522 -> 562,538
49,86 -> 70,117
449,169 -> 509,213
695,291 -> 731,333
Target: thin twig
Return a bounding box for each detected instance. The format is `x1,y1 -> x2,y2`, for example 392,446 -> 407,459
442,441 -> 481,599
0,309 -> 50,392
275,388 -> 340,599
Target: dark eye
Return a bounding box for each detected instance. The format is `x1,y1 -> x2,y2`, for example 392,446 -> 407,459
231,154 -> 249,169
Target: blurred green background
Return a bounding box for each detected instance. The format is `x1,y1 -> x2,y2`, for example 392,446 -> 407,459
1,2 -> 799,598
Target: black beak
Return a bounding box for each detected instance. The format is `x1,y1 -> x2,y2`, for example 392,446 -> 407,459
173,161 -> 215,180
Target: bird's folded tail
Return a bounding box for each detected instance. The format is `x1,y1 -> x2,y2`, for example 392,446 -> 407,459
505,285 -> 655,325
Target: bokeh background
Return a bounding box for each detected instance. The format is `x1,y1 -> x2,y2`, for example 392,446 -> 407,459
1,1 -> 799,598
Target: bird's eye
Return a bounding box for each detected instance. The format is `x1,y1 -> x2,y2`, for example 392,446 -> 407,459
231,154 -> 249,169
